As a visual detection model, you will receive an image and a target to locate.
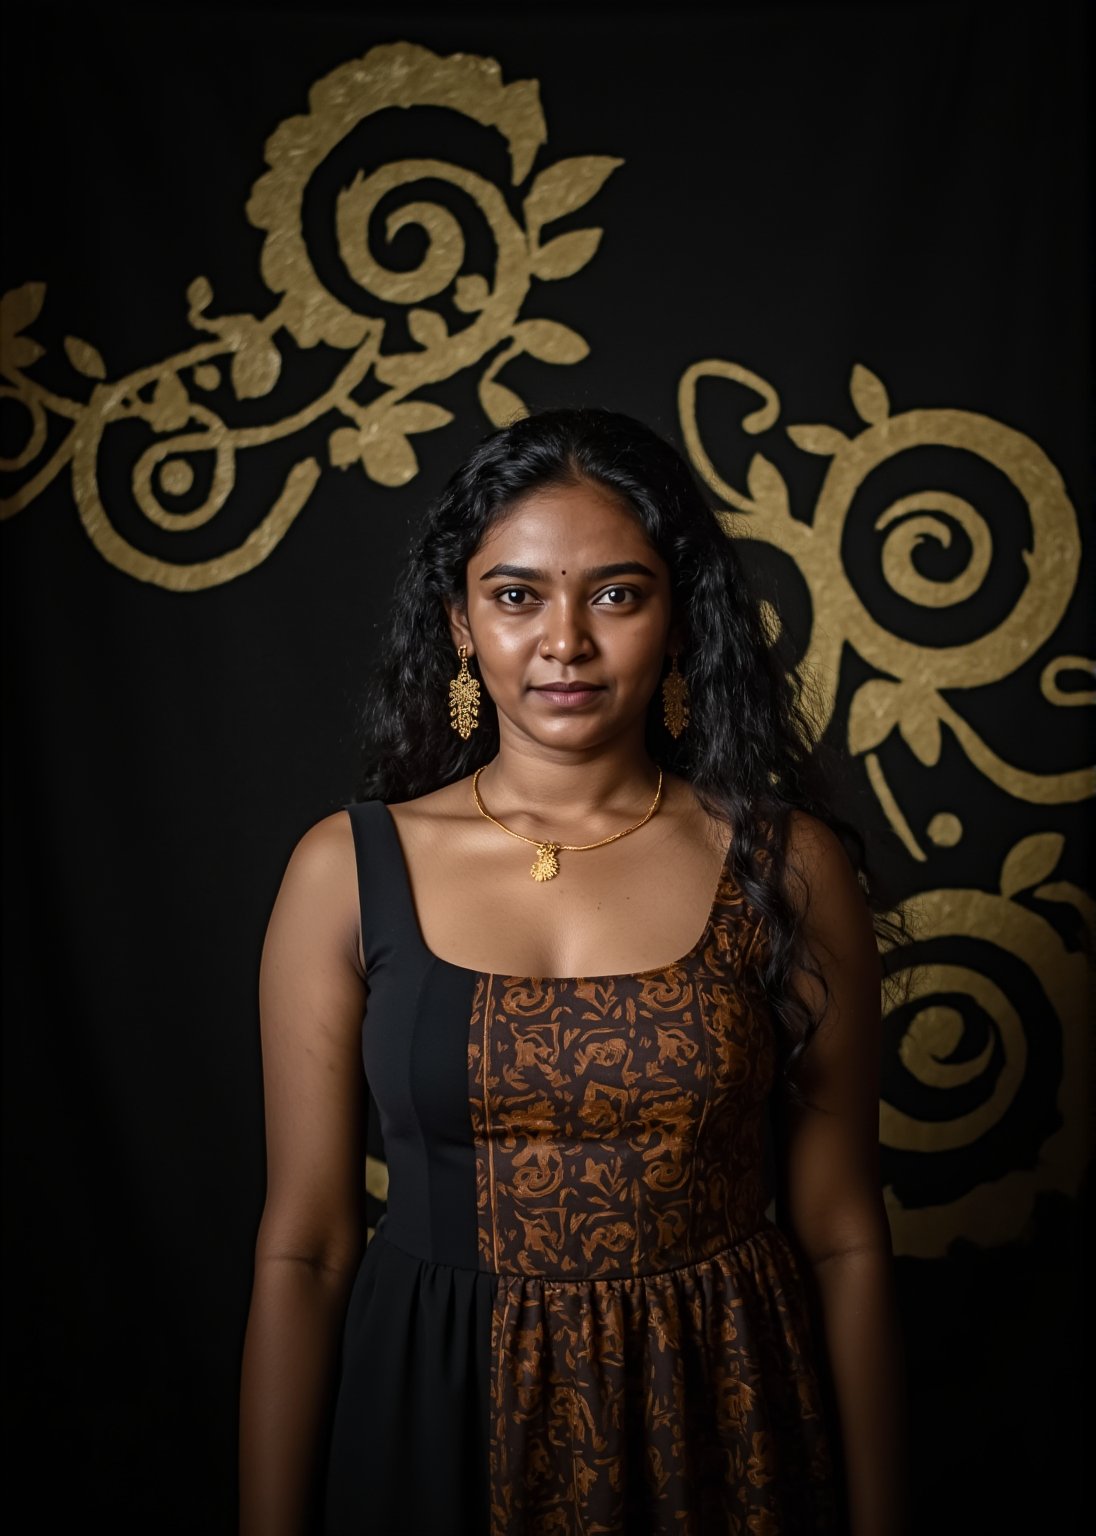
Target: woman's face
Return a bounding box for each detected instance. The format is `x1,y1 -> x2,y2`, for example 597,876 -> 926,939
447,477 -> 678,751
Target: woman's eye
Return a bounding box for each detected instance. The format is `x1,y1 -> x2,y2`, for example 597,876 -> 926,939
495,585 -> 638,607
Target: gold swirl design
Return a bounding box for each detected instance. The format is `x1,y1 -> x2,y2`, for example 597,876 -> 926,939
679,363 -> 1093,1254
879,833 -> 1092,1255
0,42 -> 622,589
678,359 -> 1095,846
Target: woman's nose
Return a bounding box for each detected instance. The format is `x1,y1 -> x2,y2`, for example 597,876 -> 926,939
539,601 -> 593,661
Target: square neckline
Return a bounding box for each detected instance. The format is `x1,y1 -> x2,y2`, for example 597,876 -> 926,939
379,801 -> 735,983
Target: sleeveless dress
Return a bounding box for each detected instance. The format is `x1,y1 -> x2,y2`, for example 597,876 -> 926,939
324,800 -> 839,1535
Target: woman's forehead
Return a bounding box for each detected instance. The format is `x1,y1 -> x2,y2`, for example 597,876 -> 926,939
471,481 -> 656,564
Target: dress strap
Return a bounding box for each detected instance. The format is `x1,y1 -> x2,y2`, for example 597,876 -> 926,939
718,835 -> 771,970
343,800 -> 422,973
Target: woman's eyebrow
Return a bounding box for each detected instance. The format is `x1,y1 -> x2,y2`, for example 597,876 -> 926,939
479,561 -> 659,581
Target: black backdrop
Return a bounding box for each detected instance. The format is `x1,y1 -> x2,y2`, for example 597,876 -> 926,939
2,3 -> 1091,1531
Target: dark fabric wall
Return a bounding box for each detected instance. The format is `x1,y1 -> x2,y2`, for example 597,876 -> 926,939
2,3 -> 1091,1531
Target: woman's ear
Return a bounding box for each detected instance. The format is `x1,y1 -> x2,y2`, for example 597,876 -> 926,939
442,597 -> 473,655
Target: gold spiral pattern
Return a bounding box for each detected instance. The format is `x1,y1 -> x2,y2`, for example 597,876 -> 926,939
680,361 -> 1093,1255
0,42 -> 622,588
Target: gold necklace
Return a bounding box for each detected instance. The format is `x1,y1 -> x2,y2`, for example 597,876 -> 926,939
471,765 -> 664,882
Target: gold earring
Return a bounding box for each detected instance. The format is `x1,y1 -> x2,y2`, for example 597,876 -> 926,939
662,651 -> 690,738
449,644 -> 481,739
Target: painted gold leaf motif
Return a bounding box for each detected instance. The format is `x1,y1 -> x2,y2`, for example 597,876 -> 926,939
0,42 -> 622,590
678,358 -> 1094,1255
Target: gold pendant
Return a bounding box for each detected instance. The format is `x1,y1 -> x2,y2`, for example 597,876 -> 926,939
530,843 -> 561,881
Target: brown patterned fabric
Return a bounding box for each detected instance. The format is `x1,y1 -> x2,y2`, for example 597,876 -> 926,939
467,854 -> 839,1534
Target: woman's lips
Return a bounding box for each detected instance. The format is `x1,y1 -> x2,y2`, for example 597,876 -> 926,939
531,685 -> 605,707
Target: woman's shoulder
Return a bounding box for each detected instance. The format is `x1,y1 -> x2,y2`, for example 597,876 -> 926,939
382,775 -> 478,832
783,809 -> 855,868
266,810 -> 363,973
284,807 -> 359,885
783,807 -> 839,858
780,808 -> 864,925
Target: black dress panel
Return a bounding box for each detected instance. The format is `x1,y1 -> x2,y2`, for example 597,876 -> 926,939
324,802 -> 492,1534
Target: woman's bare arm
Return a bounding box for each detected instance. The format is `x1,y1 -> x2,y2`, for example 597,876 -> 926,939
775,812 -> 909,1536
239,811 -> 367,1536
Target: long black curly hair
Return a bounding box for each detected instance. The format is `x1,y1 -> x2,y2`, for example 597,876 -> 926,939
353,406 -> 910,1096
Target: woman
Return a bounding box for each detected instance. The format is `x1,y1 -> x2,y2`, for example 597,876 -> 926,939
239,407 -> 909,1535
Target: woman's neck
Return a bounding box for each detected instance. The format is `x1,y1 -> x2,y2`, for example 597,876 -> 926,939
472,739 -> 665,837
